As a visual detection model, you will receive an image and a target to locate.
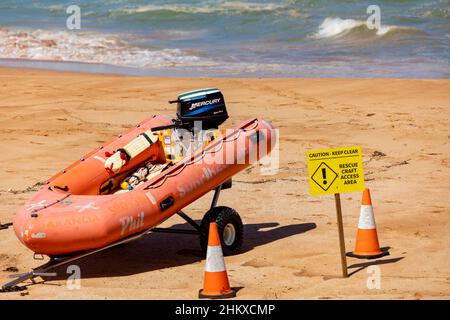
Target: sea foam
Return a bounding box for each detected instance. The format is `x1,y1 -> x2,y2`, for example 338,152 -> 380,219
116,1 -> 287,15
313,17 -> 407,39
0,28 -> 215,68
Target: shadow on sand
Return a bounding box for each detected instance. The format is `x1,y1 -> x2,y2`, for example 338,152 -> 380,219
347,248 -> 404,277
43,221 -> 316,281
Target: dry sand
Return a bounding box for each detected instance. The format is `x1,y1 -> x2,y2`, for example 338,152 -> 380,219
0,67 -> 449,299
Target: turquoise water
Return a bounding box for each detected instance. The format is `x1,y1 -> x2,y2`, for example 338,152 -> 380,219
0,0 -> 449,78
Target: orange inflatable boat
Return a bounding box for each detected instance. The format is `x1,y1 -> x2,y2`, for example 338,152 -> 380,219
12,89 -> 276,259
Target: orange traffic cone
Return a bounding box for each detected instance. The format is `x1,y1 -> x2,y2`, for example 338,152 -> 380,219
199,222 -> 236,299
346,188 -> 389,259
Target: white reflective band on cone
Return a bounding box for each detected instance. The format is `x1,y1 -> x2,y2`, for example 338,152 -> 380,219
358,205 -> 376,229
205,246 -> 226,272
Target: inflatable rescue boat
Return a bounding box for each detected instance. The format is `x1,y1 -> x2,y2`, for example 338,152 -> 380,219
13,88 -> 276,257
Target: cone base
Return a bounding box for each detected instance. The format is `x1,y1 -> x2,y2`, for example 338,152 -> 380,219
198,288 -> 236,299
346,250 -> 389,260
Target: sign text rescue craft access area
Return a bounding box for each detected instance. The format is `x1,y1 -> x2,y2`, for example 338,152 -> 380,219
306,146 -> 365,196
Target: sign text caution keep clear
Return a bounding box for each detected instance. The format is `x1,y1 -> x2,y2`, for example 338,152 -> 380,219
307,146 -> 365,196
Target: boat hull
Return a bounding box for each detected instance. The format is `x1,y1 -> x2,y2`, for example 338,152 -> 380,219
13,117 -> 276,255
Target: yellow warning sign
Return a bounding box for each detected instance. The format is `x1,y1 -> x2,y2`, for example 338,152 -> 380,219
307,146 -> 365,196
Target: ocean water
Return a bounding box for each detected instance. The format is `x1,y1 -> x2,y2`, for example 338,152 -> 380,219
0,0 -> 449,78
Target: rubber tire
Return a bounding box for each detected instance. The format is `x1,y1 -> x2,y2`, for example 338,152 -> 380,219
200,206 -> 243,256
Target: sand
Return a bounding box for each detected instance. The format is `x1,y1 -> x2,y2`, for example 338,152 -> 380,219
0,67 -> 449,299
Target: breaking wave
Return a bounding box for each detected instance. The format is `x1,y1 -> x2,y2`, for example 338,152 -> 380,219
313,17 -> 422,39
0,28 -> 216,69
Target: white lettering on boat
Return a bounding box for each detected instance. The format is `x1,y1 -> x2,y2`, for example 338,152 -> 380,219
120,211 -> 145,235
45,214 -> 101,228
189,98 -> 221,110
178,165 -> 227,199
31,232 -> 46,239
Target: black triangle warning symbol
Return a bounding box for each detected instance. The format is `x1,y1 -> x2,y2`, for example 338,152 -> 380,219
311,162 -> 338,191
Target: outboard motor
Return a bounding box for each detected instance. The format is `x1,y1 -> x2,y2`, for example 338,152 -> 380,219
175,88 -> 228,130
152,88 -> 229,133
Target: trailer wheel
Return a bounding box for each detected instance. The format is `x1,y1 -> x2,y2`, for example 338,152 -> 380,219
200,206 -> 243,256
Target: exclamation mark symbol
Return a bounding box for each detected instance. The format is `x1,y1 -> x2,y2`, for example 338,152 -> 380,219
322,168 -> 327,185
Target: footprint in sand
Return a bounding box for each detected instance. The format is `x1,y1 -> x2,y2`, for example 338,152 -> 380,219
294,269 -> 308,277
242,258 -> 272,268
3,266 -> 19,273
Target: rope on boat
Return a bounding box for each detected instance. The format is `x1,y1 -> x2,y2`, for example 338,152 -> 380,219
28,193 -> 72,215
144,119 -> 259,190
24,119 -> 260,213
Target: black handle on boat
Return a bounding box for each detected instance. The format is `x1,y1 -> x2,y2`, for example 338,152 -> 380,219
151,119 -> 183,132
160,196 -> 174,211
